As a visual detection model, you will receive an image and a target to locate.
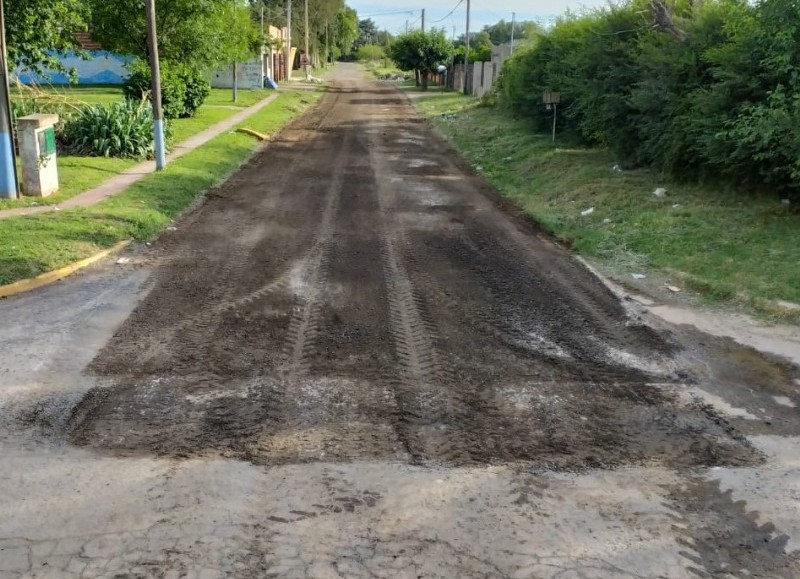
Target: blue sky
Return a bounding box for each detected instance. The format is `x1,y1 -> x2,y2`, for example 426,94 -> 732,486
348,0 -> 609,38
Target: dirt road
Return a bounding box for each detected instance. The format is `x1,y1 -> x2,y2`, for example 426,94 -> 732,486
2,64 -> 799,578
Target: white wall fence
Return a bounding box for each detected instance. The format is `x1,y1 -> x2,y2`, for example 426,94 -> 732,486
448,41 -> 514,97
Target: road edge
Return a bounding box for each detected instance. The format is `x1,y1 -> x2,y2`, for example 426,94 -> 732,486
0,240 -> 132,299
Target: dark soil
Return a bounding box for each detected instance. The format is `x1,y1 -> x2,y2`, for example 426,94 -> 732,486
68,75 -> 763,471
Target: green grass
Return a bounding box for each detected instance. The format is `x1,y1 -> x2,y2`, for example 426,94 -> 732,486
0,89 -> 322,286
360,61 -> 407,79
1,86 -> 277,211
411,90 -> 800,322
11,84 -> 124,106
205,88 -> 272,108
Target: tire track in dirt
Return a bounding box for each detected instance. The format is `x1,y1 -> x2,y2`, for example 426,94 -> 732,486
280,134 -> 351,380
368,121 -> 477,466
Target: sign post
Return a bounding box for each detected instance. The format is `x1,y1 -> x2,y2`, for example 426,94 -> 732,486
543,90 -> 561,143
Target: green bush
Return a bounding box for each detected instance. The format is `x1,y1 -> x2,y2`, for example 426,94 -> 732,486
123,60 -> 209,119
64,100 -> 163,158
356,44 -> 385,62
177,67 -> 211,118
496,0 -> 800,196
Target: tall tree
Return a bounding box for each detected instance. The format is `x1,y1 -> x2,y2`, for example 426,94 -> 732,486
355,18 -> 379,49
5,0 -> 89,76
89,0 -> 260,69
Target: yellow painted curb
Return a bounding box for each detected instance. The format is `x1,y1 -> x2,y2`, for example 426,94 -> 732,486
0,240 -> 132,299
236,127 -> 270,141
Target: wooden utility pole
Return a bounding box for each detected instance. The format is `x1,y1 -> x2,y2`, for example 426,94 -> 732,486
304,0 -> 309,76
463,0 -> 471,95
285,0 -> 292,80
0,0 -> 18,198
144,0 -> 166,170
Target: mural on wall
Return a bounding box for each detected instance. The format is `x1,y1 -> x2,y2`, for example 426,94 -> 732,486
15,51 -> 133,85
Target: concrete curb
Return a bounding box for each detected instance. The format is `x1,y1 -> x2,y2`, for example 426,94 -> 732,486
0,240 -> 131,299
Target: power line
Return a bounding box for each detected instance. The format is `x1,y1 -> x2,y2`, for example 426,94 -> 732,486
361,9 -> 418,18
431,0 -> 464,24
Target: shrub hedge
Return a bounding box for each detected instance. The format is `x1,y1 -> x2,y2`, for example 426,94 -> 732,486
498,0 -> 800,198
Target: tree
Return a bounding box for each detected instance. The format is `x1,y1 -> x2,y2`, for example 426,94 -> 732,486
5,0 -> 89,78
89,0 -> 260,69
334,6 -> 359,58
388,29 -> 453,90
482,19 -> 542,45
355,18 -> 379,49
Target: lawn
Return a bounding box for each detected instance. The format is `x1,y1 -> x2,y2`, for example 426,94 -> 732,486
410,90 -> 800,322
2,85 -> 278,211
0,89 -> 322,286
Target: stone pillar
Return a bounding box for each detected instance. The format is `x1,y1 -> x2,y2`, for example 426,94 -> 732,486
18,113 -> 59,197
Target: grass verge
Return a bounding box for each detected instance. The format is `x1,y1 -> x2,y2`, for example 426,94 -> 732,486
1,87 -> 277,211
0,89 -> 321,286
410,90 -> 800,323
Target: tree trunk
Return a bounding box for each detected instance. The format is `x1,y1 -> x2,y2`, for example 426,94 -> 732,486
415,69 -> 420,86
421,73 -> 428,91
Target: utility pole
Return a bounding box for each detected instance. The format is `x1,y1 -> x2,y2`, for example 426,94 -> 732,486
421,8 -> 425,32
464,0 -> 471,95
0,0 -> 18,198
144,0 -> 166,170
304,0 -> 309,77
231,0 -> 238,102
510,12 -> 515,54
405,20 -> 408,34
285,0 -> 292,80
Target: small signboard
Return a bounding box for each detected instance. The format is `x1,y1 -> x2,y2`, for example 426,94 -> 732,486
543,90 -> 561,105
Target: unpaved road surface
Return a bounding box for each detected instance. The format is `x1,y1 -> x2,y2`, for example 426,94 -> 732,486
2,64 -> 800,578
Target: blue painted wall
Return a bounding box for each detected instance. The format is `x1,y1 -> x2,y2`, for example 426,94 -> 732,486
15,51 -> 133,85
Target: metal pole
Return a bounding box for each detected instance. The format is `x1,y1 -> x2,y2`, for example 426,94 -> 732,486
421,9 -> 425,33
285,0 -> 292,80
0,0 -> 18,198
510,12 -> 515,55
463,0 -> 470,95
405,20 -> 408,34
144,0 -> 166,170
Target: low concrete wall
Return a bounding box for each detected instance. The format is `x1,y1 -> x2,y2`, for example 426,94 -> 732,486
15,51 -> 133,85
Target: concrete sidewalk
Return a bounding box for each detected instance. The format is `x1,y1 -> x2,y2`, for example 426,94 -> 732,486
0,92 -> 280,221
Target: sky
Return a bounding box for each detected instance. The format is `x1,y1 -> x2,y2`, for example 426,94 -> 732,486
348,0 -> 608,39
